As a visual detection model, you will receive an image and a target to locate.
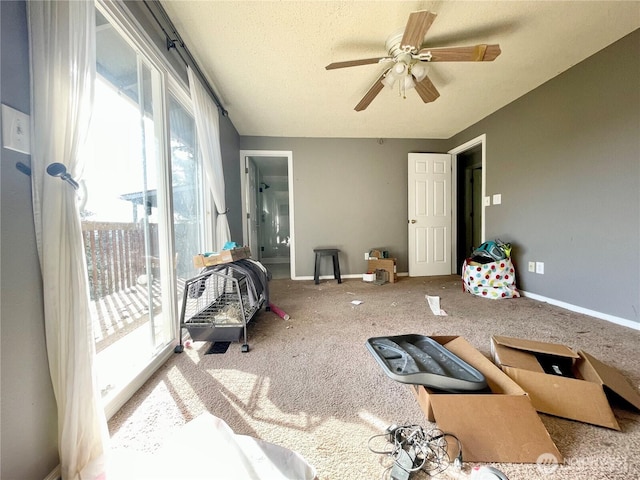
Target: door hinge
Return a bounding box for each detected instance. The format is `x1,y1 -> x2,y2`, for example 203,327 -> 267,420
246,213 -> 250,219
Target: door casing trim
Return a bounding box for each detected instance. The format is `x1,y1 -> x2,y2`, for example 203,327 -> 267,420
239,150 -> 295,279
448,134 -> 487,274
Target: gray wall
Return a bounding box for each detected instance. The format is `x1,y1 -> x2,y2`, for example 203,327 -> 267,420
220,114 -> 242,242
239,137 -> 448,275
0,1 -> 60,479
447,30 -> 640,324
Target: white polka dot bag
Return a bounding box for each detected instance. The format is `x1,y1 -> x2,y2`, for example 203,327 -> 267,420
462,257 -> 520,299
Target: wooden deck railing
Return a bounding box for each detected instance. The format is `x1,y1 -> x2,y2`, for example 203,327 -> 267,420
82,221 -> 158,300
83,221 -> 169,351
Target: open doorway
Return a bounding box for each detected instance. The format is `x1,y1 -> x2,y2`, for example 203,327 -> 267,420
240,150 -> 294,279
449,135 -> 486,275
456,146 -> 483,268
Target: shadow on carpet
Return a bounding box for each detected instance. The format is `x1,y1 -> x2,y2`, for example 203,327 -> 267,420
205,342 -> 231,354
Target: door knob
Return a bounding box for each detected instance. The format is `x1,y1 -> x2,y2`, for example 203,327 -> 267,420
410,219 -> 417,224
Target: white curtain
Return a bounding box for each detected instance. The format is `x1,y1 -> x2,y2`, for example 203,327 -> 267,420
28,2 -> 108,479
187,66 -> 231,250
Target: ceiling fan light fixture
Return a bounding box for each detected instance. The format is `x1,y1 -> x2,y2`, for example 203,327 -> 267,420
403,74 -> 416,91
410,63 -> 428,82
383,61 -> 410,89
392,62 -> 407,76
382,73 -> 397,89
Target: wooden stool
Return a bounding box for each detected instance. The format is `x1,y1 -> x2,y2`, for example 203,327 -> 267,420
313,248 -> 342,285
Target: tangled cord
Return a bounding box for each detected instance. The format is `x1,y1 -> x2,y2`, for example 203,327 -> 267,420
368,424 -> 463,478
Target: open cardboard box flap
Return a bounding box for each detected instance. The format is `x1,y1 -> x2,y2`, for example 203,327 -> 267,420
492,335 -> 579,374
579,350 -> 640,412
491,336 -> 640,430
492,335 -> 578,359
411,336 -> 562,463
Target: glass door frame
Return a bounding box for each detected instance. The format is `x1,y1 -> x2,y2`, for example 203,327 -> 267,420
167,81 -> 215,255
96,0 -> 208,419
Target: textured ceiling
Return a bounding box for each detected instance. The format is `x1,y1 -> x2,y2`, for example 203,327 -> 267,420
160,1 -> 639,139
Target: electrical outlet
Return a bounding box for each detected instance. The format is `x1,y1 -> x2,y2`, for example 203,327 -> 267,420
528,261 -> 535,272
536,262 -> 544,274
364,252 -> 369,260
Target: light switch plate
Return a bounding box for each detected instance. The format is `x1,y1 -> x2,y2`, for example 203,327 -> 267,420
493,193 -> 502,205
483,196 -> 491,207
2,104 -> 31,154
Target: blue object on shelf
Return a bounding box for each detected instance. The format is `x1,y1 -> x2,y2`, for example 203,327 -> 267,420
222,241 -> 237,250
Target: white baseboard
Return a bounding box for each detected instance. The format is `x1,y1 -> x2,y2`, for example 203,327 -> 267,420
292,274 -> 359,281
43,465 -> 60,480
292,273 -> 408,281
260,257 -> 290,264
520,290 -> 640,330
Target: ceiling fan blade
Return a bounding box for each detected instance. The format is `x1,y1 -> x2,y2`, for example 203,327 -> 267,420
424,22 -> 513,49
325,57 -> 391,70
401,10 -> 437,52
419,44 -> 502,62
354,72 -> 387,111
414,74 -> 440,103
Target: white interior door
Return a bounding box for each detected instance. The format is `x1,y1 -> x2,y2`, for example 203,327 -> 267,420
408,153 -> 452,276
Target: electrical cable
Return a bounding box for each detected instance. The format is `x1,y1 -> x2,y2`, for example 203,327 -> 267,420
368,424 -> 463,478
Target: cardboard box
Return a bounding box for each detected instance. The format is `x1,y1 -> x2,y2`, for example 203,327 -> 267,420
410,336 -> 562,463
491,335 -> 640,430
193,247 -> 251,268
367,258 -> 397,283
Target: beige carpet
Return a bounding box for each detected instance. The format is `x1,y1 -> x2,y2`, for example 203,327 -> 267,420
108,275 -> 640,479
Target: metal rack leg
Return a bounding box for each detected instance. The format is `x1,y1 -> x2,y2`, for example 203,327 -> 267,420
174,327 -> 185,353
231,276 -> 250,353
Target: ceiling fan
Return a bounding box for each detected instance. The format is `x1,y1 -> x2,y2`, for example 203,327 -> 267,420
325,10 -> 501,111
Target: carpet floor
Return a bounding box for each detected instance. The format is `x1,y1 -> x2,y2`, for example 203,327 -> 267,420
108,275 -> 640,479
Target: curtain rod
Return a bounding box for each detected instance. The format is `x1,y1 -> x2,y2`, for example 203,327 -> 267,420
142,0 -> 228,117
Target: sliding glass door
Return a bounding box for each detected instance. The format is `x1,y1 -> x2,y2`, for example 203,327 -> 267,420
83,8 -> 206,405
169,94 -> 206,284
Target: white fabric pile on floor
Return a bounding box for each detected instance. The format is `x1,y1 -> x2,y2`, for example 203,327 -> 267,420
108,412 -> 317,479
